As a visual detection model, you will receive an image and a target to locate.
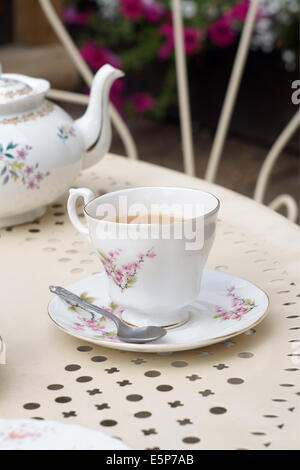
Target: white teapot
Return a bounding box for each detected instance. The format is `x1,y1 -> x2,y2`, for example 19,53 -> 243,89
0,64 -> 124,227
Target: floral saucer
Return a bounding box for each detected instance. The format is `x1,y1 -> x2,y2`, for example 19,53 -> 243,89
48,269 -> 269,353
0,419 -> 129,450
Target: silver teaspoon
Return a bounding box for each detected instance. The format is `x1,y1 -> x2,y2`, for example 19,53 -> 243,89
49,286 -> 167,344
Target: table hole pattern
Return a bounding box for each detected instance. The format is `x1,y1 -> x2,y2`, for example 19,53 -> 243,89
144,370 -> 161,377
227,378 -> 244,385
156,385 -> 173,392
134,411 -> 152,419
100,419 -> 118,427
77,346 -> 93,352
23,403 -> 40,410
5,175 -> 298,450
47,384 -> 64,391
210,407 -> 227,415
182,436 -> 200,444
126,394 -> 143,402
76,376 -> 93,383
65,364 -> 81,372
55,396 -> 72,404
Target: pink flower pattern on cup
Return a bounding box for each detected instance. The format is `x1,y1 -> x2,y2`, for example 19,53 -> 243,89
98,247 -> 156,292
214,285 -> 256,321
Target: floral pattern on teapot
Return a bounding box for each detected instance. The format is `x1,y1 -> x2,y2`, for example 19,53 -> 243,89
57,124 -> 77,141
0,142 -> 50,190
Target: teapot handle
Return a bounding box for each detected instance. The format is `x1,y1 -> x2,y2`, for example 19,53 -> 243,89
67,188 -> 95,239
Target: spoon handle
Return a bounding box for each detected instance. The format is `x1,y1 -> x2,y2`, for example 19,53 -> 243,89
49,285 -> 121,329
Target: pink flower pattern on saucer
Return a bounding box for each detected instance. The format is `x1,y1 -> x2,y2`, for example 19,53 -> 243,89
71,300 -> 124,342
214,285 -> 256,321
98,247 -> 156,292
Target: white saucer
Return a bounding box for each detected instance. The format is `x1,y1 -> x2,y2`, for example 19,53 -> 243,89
0,419 -> 129,450
48,269 -> 269,353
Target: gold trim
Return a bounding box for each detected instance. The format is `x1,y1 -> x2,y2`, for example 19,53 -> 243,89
121,314 -> 190,330
0,101 -> 54,126
0,84 -> 32,101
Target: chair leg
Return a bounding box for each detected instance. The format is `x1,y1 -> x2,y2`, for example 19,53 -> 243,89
172,0 -> 195,176
205,0 -> 260,183
254,111 -> 300,221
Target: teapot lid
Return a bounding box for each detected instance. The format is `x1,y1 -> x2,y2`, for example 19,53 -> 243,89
0,76 -> 35,105
0,67 -> 50,114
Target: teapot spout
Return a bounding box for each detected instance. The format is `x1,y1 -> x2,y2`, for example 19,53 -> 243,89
75,64 -> 124,169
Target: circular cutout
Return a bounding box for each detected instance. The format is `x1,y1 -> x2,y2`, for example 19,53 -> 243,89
238,352 -> 254,358
144,370 -> 161,378
183,436 -> 200,444
100,419 -> 117,427
227,378 -> 244,385
210,407 -> 227,415
91,356 -> 107,363
65,364 -> 81,372
47,384 -> 64,391
77,346 -> 93,352
171,361 -> 188,368
134,411 -> 152,418
71,268 -> 84,274
76,376 -> 92,383
55,396 -> 72,403
23,403 -> 40,410
156,385 -> 173,392
126,394 -> 143,402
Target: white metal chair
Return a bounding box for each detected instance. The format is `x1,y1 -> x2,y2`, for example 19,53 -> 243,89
39,0 -> 299,222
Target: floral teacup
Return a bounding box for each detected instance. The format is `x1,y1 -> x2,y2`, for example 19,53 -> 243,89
67,186 -> 220,328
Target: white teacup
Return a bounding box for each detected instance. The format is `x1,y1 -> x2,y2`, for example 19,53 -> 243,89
67,186 -> 220,328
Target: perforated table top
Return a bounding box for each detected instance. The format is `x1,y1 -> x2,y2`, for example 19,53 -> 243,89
0,154 -> 299,450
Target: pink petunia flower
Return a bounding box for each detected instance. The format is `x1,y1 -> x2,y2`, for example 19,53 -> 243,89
110,83 -> 125,112
142,1 -> 165,23
158,39 -> 174,60
120,0 -> 143,20
158,23 -> 202,59
63,5 -> 93,26
230,1 -> 250,22
208,16 -> 236,47
80,41 -> 122,71
131,93 -> 155,113
184,27 -> 203,55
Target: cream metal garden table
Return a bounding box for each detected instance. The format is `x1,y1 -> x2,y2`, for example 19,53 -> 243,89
0,154 -> 299,450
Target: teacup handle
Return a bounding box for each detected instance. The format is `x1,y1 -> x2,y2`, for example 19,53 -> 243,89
67,187 -> 95,239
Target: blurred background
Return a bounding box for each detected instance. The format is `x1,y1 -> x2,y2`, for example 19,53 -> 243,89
0,0 -> 299,210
